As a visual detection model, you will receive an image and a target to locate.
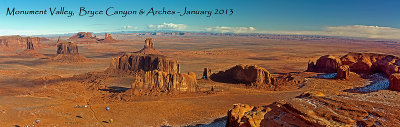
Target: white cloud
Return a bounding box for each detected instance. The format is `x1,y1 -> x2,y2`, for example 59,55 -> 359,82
147,22 -> 187,30
265,25 -> 400,40
121,25 -> 138,30
206,26 -> 256,33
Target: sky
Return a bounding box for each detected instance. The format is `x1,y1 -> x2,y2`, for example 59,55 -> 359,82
1,0 -> 400,39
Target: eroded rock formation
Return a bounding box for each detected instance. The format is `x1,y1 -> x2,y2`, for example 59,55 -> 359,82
202,68 -> 212,80
129,71 -> 197,95
389,73 -> 400,91
210,65 -> 273,87
69,32 -> 118,43
109,53 -> 179,74
26,37 -> 34,50
97,33 -> 117,43
52,41 -> 86,62
226,91 -> 400,126
308,52 -> 400,77
307,55 -> 342,73
107,38 -> 197,95
336,65 -> 350,80
57,42 -> 78,54
0,36 -> 41,50
135,38 -> 161,54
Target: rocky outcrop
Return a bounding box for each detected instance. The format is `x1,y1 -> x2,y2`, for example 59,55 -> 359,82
68,32 -> 99,43
26,37 -> 34,50
57,42 -> 79,54
135,38 -> 161,54
308,52 -> 400,77
389,73 -> 400,91
226,91 -> 400,127
109,53 -> 179,74
69,32 -> 96,40
52,42 -> 86,62
69,32 -> 118,43
210,65 -> 273,87
336,65 -> 350,80
202,68 -> 212,80
307,55 -> 342,73
0,36 -> 41,50
97,33 -> 118,43
129,71 -> 197,95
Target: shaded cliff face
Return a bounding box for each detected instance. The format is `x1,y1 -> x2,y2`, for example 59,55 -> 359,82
109,53 -> 180,74
308,52 -> 400,77
210,65 -> 272,86
128,70 -> 198,95
226,91 -> 400,127
57,42 -> 79,54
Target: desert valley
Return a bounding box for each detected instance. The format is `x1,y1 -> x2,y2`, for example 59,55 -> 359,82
0,32 -> 399,127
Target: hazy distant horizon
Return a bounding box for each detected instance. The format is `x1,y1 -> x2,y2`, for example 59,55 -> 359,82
1,0 -> 400,39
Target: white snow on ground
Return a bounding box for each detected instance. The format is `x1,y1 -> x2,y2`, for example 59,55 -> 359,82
315,73 -> 337,79
356,73 -> 389,93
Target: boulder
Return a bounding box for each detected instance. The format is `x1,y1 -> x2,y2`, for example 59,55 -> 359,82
109,53 -> 179,74
336,65 -> 350,80
389,73 -> 400,91
226,104 -> 255,127
202,68 -> 212,80
210,65 -> 273,87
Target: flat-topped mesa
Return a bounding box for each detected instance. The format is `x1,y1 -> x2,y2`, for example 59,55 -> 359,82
57,42 -> 79,54
135,38 -> 161,55
308,52 -> 400,77
69,32 -> 96,40
210,64 -> 273,87
0,36 -> 41,50
109,53 -> 180,74
68,32 -> 99,43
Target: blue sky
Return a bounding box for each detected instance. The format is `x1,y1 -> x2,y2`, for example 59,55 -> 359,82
1,0 -> 400,39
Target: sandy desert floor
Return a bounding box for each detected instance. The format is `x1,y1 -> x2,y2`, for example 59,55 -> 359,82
0,35 -> 399,126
